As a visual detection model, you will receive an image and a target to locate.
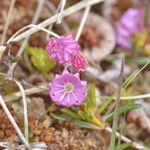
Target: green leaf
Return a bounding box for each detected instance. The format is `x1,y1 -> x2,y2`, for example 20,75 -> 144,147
120,142 -> 132,150
61,108 -> 81,120
73,120 -> 100,130
83,84 -> 97,113
61,108 -> 94,122
98,95 -> 114,114
104,104 -> 143,122
78,110 -> 94,121
132,57 -> 150,65
28,47 -> 56,74
50,113 -> 71,121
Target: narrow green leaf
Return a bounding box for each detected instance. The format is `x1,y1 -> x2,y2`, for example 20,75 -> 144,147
73,120 -> 100,130
61,108 -> 94,122
120,142 -> 132,150
83,84 -> 97,113
50,113 -> 71,121
104,104 -> 142,122
98,95 -> 114,114
78,110 -> 94,121
132,57 -> 150,65
61,108 -> 80,119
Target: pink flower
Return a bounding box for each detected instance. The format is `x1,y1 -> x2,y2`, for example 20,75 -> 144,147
46,35 -> 80,63
117,8 -> 144,50
70,53 -> 86,71
49,70 -> 87,107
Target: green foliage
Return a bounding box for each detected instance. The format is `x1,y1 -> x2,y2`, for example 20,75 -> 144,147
50,113 -> 71,121
98,95 -> 114,114
68,21 -> 78,29
104,103 -> 143,122
83,84 -> 97,113
73,120 -> 100,130
51,112 -> 101,130
25,47 -> 56,74
119,143 -> 133,150
61,107 -> 94,121
132,57 -> 150,65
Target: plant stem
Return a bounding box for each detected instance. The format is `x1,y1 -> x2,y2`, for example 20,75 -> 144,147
109,56 -> 124,150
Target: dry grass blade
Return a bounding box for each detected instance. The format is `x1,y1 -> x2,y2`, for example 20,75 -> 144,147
6,0 -> 104,44
0,0 -> 16,45
0,96 -> 30,149
14,80 -> 29,142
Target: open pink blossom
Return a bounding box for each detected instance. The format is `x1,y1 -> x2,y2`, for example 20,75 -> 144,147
117,8 -> 144,50
46,35 -> 80,63
49,70 -> 87,107
70,52 -> 86,71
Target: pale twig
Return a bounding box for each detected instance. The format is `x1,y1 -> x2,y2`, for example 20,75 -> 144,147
45,1 -> 70,40
105,127 -> 149,150
75,6 -> 91,41
8,0 -> 45,77
14,80 -> 29,143
0,95 -> 30,149
6,0 -> 104,44
102,93 -> 150,101
27,24 -> 60,38
57,0 -> 67,24
0,0 -> 16,45
0,46 -> 6,60
5,84 -> 47,102
1,70 -> 150,102
4,85 -> 150,103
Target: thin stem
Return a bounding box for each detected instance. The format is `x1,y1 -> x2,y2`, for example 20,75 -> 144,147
57,0 -> 67,24
45,1 -> 70,40
14,80 -> 29,142
0,46 -> 6,60
0,95 -> 30,149
75,6 -> 91,41
0,0 -> 16,45
110,56 -> 124,150
102,93 -> 150,101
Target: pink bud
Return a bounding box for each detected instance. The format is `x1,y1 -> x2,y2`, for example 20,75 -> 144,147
71,53 -> 86,71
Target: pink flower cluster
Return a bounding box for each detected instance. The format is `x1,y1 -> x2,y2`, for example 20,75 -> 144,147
117,8 -> 144,50
46,35 -> 86,71
46,35 -> 87,107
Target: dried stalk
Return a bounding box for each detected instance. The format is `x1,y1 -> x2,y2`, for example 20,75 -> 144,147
0,46 -> 6,60
57,0 -> 67,24
45,0 -> 70,40
75,6 -> 91,41
5,84 -> 47,102
6,0 -> 104,44
0,96 -> 30,149
4,84 -> 150,102
14,80 -> 29,143
0,0 -> 16,45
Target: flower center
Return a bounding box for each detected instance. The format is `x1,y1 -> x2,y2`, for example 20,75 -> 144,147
65,83 -> 73,93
